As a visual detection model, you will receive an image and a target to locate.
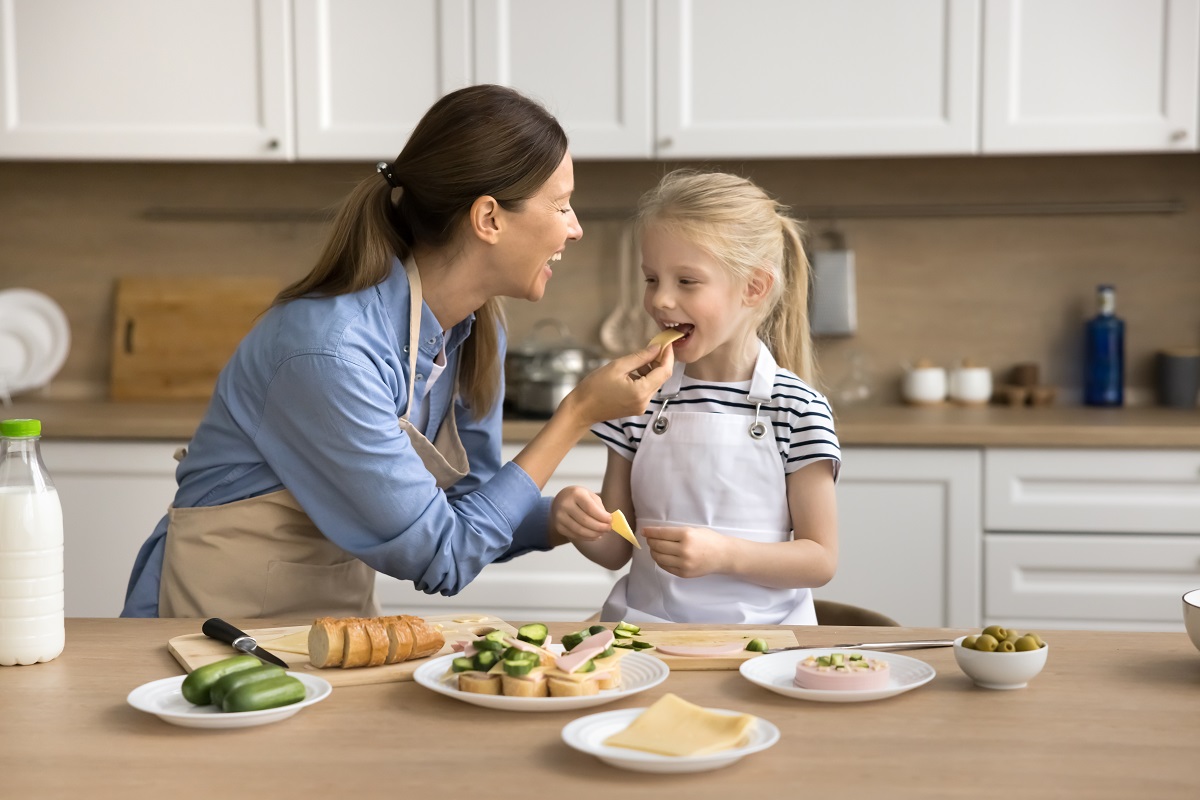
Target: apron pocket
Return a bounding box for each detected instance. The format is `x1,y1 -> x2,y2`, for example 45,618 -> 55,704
262,558 -> 371,618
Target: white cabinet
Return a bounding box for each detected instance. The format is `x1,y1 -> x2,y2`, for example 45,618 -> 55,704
375,443 -> 617,621
293,0 -> 472,159
982,0 -> 1200,153
655,0 -> 981,158
39,441 -> 180,618
0,0 -> 293,160
818,448 -> 982,628
983,449 -> 1200,631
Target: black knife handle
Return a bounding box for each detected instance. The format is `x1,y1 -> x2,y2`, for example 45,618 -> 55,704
202,617 -> 251,646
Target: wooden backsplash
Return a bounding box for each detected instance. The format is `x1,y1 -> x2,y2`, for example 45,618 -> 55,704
1,154 -> 1197,406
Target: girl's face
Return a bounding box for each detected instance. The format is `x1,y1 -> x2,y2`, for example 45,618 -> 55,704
640,224 -> 760,372
495,152 -> 582,302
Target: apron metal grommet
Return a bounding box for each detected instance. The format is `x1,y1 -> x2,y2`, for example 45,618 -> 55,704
748,420 -> 767,439
653,416 -> 670,434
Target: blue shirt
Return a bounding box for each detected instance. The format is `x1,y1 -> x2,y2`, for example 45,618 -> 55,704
121,258 -> 550,617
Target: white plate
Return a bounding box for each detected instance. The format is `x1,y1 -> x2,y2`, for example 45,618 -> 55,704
739,649 -> 936,703
562,706 -> 780,773
0,289 -> 70,395
412,651 -> 669,712
126,672 -> 332,728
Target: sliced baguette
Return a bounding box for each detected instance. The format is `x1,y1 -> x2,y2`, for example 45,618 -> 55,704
548,675 -> 600,697
364,617 -> 390,667
383,616 -> 414,664
307,617 -> 345,668
458,671 -> 503,695
501,671 -> 549,698
341,618 -> 373,669
403,614 -> 446,659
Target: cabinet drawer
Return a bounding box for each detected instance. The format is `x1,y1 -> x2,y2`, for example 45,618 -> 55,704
985,449 -> 1200,534
985,533 -> 1200,629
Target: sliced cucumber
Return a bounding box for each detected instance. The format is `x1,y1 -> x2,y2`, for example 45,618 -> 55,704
451,657 -> 475,673
561,630 -> 589,651
588,625 -> 609,635
744,638 -> 768,653
516,623 -> 548,647
614,621 -> 642,635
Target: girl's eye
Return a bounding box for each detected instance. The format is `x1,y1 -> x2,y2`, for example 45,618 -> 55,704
643,277 -> 658,285
559,206 -> 573,215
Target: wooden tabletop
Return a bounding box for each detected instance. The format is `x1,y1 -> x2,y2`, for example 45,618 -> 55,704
2,619 -> 1196,799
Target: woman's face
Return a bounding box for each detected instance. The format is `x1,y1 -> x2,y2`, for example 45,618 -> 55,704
496,152 -> 582,302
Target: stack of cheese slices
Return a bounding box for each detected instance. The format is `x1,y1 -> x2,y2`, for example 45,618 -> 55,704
308,614 -> 445,669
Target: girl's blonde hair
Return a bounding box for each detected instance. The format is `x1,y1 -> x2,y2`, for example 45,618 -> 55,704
636,169 -> 816,385
274,85 -> 568,415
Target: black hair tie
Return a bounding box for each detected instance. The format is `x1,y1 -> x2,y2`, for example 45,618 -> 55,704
376,161 -> 400,189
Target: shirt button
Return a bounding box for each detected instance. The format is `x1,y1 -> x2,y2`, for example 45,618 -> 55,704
427,337 -> 436,345
403,345 -> 409,353
416,374 -> 424,381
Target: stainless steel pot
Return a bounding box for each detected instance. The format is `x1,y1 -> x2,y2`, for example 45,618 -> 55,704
505,319 -> 603,417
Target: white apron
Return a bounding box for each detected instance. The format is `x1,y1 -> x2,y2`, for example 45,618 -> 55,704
601,341 -> 816,625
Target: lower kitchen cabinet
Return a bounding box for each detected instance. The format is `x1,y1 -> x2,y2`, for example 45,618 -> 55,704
40,441 -> 182,618
820,448 -> 982,628
983,449 -> 1200,631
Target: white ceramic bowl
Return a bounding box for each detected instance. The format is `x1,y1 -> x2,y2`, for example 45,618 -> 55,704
1183,590 -> 1200,653
953,635 -> 1048,690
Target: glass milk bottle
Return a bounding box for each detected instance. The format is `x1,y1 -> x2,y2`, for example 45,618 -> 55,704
0,419 -> 64,666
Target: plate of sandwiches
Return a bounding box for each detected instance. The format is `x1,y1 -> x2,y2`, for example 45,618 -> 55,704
412,626 -> 669,712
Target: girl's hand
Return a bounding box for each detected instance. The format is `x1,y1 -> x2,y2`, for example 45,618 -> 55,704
550,485 -> 613,544
642,525 -> 730,578
560,342 -> 675,426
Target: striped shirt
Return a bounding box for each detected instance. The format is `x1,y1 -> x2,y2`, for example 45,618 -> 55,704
591,369 -> 841,478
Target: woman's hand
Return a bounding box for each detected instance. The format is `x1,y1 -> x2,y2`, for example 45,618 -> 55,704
550,485 -> 612,544
559,342 -> 675,427
642,525 -> 730,579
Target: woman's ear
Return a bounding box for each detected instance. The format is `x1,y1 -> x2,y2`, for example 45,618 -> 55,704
744,266 -> 775,308
469,196 -> 502,244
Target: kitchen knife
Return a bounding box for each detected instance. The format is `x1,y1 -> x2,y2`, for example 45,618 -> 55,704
201,617 -> 290,668
765,638 -> 955,654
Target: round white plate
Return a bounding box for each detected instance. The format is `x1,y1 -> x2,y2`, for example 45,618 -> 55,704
412,651 -> 668,712
0,288 -> 70,395
126,672 -> 332,728
739,649 -> 936,703
562,706 -> 780,773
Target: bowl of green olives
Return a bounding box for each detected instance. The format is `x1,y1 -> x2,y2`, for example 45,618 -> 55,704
953,626 -> 1048,690
1183,590 -> 1200,653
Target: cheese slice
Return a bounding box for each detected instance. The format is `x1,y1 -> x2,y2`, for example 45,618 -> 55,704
648,328 -> 685,348
603,693 -> 756,757
257,629 -> 310,655
610,510 -> 640,549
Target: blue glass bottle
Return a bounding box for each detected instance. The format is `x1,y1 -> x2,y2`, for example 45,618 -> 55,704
1083,284 -> 1124,406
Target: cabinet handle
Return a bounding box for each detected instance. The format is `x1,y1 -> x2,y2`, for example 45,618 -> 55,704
266,138 -> 280,150
657,136 -> 673,149
124,319 -> 135,354
1169,129 -> 1187,142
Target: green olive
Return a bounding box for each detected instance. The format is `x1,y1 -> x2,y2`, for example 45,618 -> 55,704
1014,635 -> 1040,651
962,635 -> 980,650
974,633 -> 999,652
981,625 -> 1008,641
996,640 -> 1016,652
1026,632 -> 1045,648
1004,629 -> 1022,643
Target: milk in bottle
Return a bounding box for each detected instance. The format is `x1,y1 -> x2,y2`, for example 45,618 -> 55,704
0,418 -> 64,665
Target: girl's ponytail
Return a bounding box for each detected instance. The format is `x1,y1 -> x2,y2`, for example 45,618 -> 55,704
763,214 -> 816,386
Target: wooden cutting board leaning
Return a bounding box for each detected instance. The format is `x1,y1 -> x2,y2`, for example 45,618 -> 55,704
168,614 -> 517,687
109,276 -> 281,401
168,617 -> 801,685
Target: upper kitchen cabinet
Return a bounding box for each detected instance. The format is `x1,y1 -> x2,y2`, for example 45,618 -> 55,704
293,0 -> 472,159
654,0 -> 981,158
982,0 -> 1200,154
0,0 -> 292,160
473,0 -> 653,158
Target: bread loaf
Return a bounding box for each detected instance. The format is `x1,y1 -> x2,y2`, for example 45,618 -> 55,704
306,614 -> 446,670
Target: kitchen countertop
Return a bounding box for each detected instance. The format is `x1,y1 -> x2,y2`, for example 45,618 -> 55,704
2,618 -> 1195,798
7,398 -> 1200,447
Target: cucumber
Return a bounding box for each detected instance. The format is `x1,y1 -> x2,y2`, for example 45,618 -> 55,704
588,625 -> 608,636
744,638 -> 768,653
516,623 -> 548,647
451,657 -> 475,673
561,630 -> 589,651
221,674 -> 306,713
180,654 -> 262,706
209,664 -> 286,708
614,621 -> 641,635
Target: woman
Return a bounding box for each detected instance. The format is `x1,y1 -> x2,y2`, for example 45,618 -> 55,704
121,85 -> 673,618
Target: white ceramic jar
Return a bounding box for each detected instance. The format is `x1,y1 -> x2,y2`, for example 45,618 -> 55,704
902,361 -> 947,405
949,364 -> 993,405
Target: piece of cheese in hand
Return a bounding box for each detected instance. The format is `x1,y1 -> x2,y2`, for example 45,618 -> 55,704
647,328 -> 685,349
610,509 -> 640,549
603,693 -> 756,757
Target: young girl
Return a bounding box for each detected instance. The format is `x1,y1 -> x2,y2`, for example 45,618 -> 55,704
551,169 -> 840,624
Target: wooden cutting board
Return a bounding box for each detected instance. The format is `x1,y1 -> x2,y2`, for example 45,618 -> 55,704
633,628 -> 799,671
167,614 -> 516,687
109,276 -> 281,401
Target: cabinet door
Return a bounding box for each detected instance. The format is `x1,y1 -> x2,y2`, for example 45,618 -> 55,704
0,0 -> 292,160
293,0 -> 472,159
982,0 -> 1200,153
374,444 -> 618,620
473,0 -> 653,158
39,442 -> 180,618
819,448 -> 982,628
655,0 -> 981,158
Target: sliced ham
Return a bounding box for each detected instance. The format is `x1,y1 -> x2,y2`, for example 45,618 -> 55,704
652,642 -> 748,657
555,630 -> 615,673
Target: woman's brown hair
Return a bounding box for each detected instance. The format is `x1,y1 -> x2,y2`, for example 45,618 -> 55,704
275,85 -> 568,414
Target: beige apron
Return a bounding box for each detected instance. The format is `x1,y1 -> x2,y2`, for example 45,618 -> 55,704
159,261 -> 470,618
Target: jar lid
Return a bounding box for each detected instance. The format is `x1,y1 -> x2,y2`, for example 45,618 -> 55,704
0,418 -> 41,437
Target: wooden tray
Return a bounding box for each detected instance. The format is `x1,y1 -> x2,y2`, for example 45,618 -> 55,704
167,614 -> 516,687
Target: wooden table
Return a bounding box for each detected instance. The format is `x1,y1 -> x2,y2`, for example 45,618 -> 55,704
2,619 -> 1197,799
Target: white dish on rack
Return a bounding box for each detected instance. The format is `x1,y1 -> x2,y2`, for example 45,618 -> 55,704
0,288 -> 70,396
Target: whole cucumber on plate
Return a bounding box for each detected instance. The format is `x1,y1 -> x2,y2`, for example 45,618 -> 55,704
180,654 -> 262,706
221,674 -> 307,713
